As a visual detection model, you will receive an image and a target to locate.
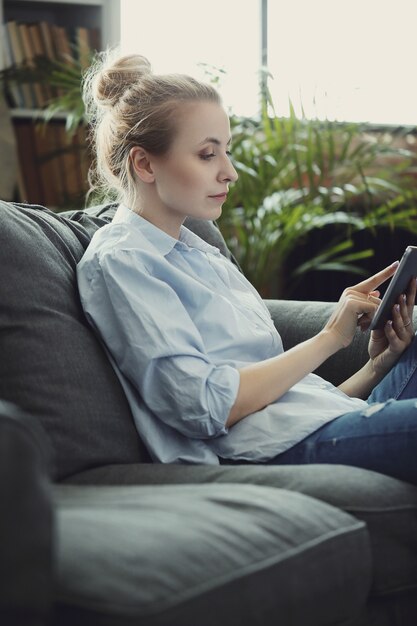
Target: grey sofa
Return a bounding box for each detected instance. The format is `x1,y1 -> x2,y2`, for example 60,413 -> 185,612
1,200 -> 417,626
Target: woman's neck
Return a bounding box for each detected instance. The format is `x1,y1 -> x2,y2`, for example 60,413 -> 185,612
133,205 -> 183,240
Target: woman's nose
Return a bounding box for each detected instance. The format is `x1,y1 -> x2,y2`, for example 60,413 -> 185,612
221,159 -> 238,183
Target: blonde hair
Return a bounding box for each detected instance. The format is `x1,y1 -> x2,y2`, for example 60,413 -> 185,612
82,48 -> 221,208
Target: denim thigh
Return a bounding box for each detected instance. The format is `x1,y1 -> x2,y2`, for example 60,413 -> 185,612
270,399 -> 417,484
369,334 -> 417,402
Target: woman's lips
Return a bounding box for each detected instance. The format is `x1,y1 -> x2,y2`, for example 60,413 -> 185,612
208,193 -> 227,200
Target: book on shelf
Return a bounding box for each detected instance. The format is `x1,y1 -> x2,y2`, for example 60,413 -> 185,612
28,23 -> 53,104
18,22 -> 45,108
36,122 -> 71,208
38,20 -> 64,98
76,26 -> 91,70
13,118 -> 91,209
28,23 -> 44,58
2,16 -> 102,110
76,25 -> 101,68
57,123 -> 82,202
2,8 -> 99,208
89,27 -> 101,54
5,20 -> 35,108
51,24 -> 75,65
38,21 -> 56,61
13,120 -> 44,202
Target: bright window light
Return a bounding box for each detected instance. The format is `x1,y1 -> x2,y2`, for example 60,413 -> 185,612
268,0 -> 417,125
120,0 -> 260,117
120,0 -> 417,125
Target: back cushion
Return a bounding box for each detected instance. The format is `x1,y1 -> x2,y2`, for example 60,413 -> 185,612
0,201 -> 150,480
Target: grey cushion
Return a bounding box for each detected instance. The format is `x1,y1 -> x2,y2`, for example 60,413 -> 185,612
52,483 -> 370,626
0,201 -> 148,479
67,461 -> 417,599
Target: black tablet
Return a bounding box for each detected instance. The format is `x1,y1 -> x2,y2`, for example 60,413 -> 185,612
369,246 -> 417,330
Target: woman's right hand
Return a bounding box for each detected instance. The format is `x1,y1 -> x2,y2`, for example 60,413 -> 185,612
322,261 -> 399,350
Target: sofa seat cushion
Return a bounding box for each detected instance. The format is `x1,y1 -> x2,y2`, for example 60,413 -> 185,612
52,483 -> 371,626
67,461 -> 417,600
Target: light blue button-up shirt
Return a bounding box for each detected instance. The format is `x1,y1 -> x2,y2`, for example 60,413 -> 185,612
77,204 -> 367,464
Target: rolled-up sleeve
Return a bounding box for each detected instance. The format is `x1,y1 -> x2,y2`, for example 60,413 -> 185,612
77,249 -> 240,439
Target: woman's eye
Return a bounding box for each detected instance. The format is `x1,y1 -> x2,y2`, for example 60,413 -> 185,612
200,153 -> 216,160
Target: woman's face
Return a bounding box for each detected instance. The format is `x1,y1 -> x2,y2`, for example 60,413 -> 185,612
145,101 -> 238,235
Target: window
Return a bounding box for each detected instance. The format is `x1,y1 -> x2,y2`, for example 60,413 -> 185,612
120,0 -> 260,116
121,0 -> 417,125
268,0 -> 417,125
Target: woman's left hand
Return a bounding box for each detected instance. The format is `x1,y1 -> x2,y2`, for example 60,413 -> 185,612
368,277 -> 416,376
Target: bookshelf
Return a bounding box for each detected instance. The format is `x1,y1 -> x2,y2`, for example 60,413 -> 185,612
0,0 -> 121,208
1,0 -> 120,56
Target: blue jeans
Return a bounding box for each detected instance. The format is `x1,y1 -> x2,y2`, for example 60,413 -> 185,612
269,336 -> 417,484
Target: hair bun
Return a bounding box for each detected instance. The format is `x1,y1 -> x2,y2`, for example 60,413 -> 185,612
86,51 -> 152,111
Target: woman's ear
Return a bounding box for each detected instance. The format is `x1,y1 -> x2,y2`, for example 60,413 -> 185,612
130,146 -> 155,183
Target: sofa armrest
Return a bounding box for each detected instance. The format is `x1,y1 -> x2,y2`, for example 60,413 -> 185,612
266,299 -> 417,386
0,401 -> 54,625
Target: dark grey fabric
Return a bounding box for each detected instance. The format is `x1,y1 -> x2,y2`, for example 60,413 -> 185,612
66,461 -> 417,599
52,483 -> 370,626
0,201 -> 149,479
0,401 -> 54,625
365,591 -> 417,626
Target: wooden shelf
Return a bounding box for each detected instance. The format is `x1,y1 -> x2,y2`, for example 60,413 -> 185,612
0,0 -> 119,207
2,0 -> 120,49
10,108 -> 68,119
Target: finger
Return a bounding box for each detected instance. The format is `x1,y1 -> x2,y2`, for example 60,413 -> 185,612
349,295 -> 379,316
367,294 -> 381,305
349,297 -> 380,331
399,285 -> 415,331
392,302 -> 403,333
392,299 -> 413,337
384,320 -> 403,351
406,277 -> 417,312
349,261 -> 399,294
400,295 -> 414,333
399,292 -> 407,313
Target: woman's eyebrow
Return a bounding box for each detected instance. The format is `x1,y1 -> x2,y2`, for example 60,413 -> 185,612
199,137 -> 232,146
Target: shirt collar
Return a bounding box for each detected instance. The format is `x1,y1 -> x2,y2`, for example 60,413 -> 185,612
113,204 -> 220,257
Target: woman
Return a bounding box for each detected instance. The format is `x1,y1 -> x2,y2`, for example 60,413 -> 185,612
77,49 -> 417,483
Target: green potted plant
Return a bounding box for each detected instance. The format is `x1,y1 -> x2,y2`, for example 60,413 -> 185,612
219,97 -> 417,297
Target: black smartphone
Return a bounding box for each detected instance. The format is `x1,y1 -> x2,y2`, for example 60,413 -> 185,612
369,246 -> 417,331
